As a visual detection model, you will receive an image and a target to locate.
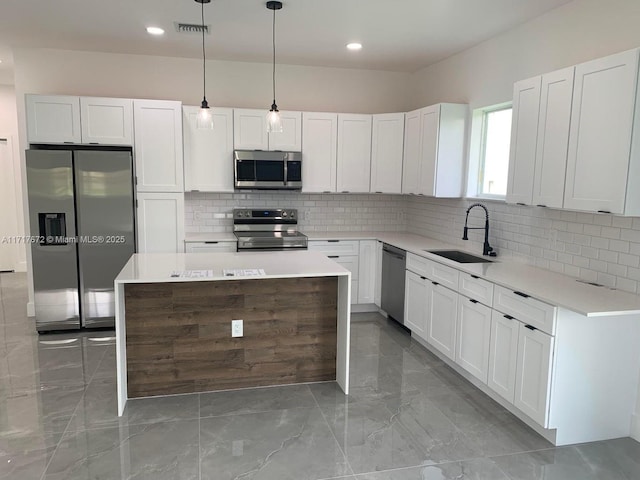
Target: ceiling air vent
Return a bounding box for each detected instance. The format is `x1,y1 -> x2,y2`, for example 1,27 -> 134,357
175,22 -> 210,34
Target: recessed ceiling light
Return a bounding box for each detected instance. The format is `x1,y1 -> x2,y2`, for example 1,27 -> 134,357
346,43 -> 362,51
146,26 -> 165,36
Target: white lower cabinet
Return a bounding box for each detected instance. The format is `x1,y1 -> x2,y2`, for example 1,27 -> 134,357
136,193 -> 185,253
185,241 -> 237,253
514,323 -> 554,427
358,240 -> 377,304
487,310 -> 520,403
427,282 -> 458,361
404,270 -> 429,339
456,296 -> 492,383
329,255 -> 359,304
374,241 -> 383,307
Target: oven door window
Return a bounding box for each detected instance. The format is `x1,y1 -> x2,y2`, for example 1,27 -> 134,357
236,160 -> 256,182
255,161 -> 284,182
286,161 -> 302,183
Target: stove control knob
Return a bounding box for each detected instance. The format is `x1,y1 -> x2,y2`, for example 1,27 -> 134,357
282,211 -> 288,217
290,211 -> 295,217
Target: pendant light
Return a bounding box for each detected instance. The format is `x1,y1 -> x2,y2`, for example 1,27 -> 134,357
266,1 -> 283,133
196,0 -> 213,129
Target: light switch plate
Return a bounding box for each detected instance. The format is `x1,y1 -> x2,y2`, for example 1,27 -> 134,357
231,319 -> 243,337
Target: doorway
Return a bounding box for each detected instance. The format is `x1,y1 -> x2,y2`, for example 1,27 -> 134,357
0,138 -> 18,272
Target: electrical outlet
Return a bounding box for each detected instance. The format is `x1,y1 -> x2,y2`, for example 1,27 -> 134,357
548,229 -> 558,246
304,210 -> 310,221
231,319 -> 243,337
194,211 -> 202,220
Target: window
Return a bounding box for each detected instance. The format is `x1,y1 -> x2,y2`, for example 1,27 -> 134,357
468,105 -> 512,198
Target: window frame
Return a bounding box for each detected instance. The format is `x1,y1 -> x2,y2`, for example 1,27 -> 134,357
466,102 -> 512,200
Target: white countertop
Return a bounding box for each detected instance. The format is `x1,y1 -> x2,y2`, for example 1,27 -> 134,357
180,230 -> 640,317
115,251 -> 350,284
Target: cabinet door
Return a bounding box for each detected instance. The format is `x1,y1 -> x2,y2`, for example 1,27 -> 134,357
133,100 -> 184,192
370,113 -> 404,194
514,324 -> 554,427
233,109 -> 269,150
302,112 -> 337,193
506,77 -> 541,206
26,94 -> 81,143
433,104 -> 467,197
532,68 -> 574,209
418,105 -> 440,196
269,111 -> 302,151
136,193 -> 185,253
330,255 -> 359,305
487,311 -> 519,403
402,109 -> 422,194
183,106 -> 234,192
358,240 -> 377,304
336,114 -> 372,193
564,49 -> 639,214
456,296 -> 492,383
80,97 -> 133,145
427,282 -> 458,361
185,241 -> 236,253
404,270 -> 428,339
374,241 -> 383,307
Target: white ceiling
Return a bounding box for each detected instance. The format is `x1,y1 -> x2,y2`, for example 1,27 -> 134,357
0,0 -> 573,76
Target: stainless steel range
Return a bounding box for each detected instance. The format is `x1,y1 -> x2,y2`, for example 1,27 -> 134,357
233,208 -> 308,251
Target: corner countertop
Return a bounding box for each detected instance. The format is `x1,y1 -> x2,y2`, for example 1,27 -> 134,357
115,251 -> 350,284
182,230 -> 640,317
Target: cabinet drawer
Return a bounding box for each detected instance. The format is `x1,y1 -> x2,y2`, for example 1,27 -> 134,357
458,272 -> 494,306
308,240 -> 359,256
328,255 -> 359,280
185,241 -> 237,253
426,258 -> 459,290
493,285 -> 557,335
407,252 -> 429,277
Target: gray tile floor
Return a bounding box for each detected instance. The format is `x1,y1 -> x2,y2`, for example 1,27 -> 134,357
1,272 -> 639,479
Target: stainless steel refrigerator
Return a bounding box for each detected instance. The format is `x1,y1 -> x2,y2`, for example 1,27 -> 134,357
26,148 -> 136,332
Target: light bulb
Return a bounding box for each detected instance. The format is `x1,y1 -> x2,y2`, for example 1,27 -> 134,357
197,99 -> 214,129
266,109 -> 283,133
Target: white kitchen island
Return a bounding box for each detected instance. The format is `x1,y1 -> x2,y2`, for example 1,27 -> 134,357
114,250 -> 351,416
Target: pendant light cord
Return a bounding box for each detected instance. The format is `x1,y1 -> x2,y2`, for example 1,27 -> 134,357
272,5 -> 277,106
201,1 -> 207,101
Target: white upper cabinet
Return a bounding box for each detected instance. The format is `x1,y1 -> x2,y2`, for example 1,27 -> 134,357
506,77 -> 541,206
301,112 -> 337,193
532,67 -> 575,209
402,109 -> 422,194
336,114 -> 372,193
133,99 -> 184,193
26,95 -> 81,144
136,192 -> 185,253
26,95 -> 133,145
80,97 -> 133,145
410,103 -> 467,197
233,108 -> 301,151
370,113 -> 405,194
183,106 -> 234,192
564,49 -> 640,214
269,111 -> 302,151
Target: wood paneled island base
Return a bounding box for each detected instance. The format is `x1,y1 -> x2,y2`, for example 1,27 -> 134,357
124,276 -> 338,397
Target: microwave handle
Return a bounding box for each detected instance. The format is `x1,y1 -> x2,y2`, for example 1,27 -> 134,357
284,158 -> 288,186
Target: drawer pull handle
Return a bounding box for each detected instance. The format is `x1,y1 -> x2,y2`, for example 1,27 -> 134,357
516,202 -> 526,206
328,256 -> 340,259
327,240 -> 340,243
536,204 -> 547,208
597,210 -> 611,214
504,314 -> 515,320
323,191 -> 331,193
469,299 -> 478,304
513,291 -> 530,298
420,276 -> 427,280
470,275 -> 479,279
525,324 -> 537,331
204,241 -> 219,244
432,281 -> 439,286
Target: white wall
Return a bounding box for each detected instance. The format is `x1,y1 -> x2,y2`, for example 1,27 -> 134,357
410,0 -> 640,109
0,85 -> 26,271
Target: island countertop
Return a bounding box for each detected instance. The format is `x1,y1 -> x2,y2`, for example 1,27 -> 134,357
115,250 -> 351,284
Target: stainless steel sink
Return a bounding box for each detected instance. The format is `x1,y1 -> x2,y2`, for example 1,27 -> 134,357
426,250 -> 493,263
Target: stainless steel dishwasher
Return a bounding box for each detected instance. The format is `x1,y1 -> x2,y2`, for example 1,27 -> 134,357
381,243 -> 406,325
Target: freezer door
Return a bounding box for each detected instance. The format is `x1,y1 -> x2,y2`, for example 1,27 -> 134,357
74,150 -> 135,328
26,150 -> 80,331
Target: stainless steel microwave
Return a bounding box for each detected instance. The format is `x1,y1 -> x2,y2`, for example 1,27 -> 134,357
234,150 -> 302,190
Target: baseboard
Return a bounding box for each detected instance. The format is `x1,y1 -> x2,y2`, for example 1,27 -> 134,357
27,301 -> 34,317
351,304 -> 379,313
632,413 -> 640,441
